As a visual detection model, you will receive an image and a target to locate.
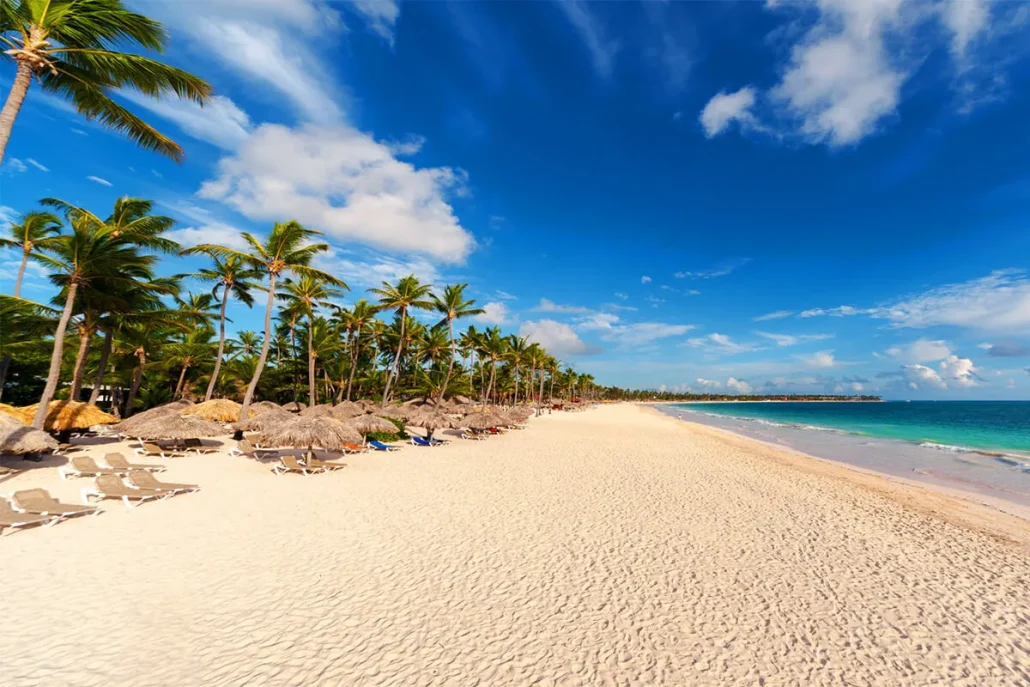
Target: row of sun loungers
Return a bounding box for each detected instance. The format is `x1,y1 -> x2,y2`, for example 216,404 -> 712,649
59,454 -> 164,480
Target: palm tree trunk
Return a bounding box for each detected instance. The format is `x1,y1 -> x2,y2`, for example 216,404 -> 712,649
68,325 -> 93,401
513,365 -> 520,406
289,325 -> 299,406
549,373 -> 555,402
382,307 -> 407,406
174,362 -> 189,399
0,61 -> 33,166
486,361 -> 498,404
345,329 -> 361,401
240,274 -> 276,422
14,249 -> 29,297
125,351 -> 145,418
538,369 -> 546,403
307,314 -> 316,407
87,328 -> 114,405
205,286 -> 230,402
439,318 -> 455,402
32,282 -> 78,429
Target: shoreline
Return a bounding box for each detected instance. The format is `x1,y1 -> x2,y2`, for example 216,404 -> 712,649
640,405 -> 1030,543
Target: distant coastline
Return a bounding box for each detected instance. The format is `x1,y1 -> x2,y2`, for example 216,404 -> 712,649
643,397 -> 883,404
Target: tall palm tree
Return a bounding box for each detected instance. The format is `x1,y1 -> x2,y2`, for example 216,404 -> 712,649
1,210 -> 62,296
337,299 -> 379,401
166,328 -> 216,400
280,275 -> 348,407
187,255 -> 259,401
235,330 -> 261,356
431,283 -> 483,402
369,275 -> 434,405
0,0 -> 212,164
182,221 -> 340,421
478,326 -> 507,404
506,334 -> 529,406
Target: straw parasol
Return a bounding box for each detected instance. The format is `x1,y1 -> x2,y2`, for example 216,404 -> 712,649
184,399 -> 249,423
250,400 -> 282,415
463,412 -> 506,430
378,404 -> 412,420
128,413 -> 226,441
405,408 -> 459,440
282,401 -> 307,413
234,405 -> 294,433
343,413 -> 400,441
0,403 -> 27,424
300,403 -> 334,418
330,400 -> 365,419
255,416 -> 362,462
114,401 -> 189,435
20,401 -> 117,440
0,413 -> 58,455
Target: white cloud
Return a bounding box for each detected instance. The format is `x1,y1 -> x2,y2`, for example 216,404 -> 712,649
520,319 -> 597,356
614,292 -> 628,300
348,0 -> 400,42
685,333 -> 758,355
0,206 -> 18,227
941,0 -> 990,60
119,92 -> 252,149
167,223 -> 253,252
475,301 -> 510,326
25,158 -> 48,172
883,338 -> 951,363
727,377 -> 752,395
641,276 -> 652,284
199,123 -> 474,262
695,378 -> 722,389
756,332 -> 834,347
674,258 -> 751,279
533,298 -> 592,314
495,291 -> 518,301
556,0 -> 619,79
312,247 -> 440,290
939,354 -> 978,387
802,350 -> 837,368
87,175 -> 113,187
4,158 -> 27,173
799,305 -> 867,318
753,310 -> 794,321
578,312 -> 694,347
903,364 -> 947,390
699,87 -> 757,137
877,270 -> 1030,333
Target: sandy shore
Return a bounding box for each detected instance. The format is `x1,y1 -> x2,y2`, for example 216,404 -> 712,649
2,404 -> 1029,685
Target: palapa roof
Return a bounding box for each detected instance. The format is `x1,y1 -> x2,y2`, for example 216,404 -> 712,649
377,404 -> 412,420
300,403 -> 334,418
114,401 -> 190,434
0,403 -> 27,424
405,409 -> 459,431
234,405 -> 294,432
128,413 -> 226,440
20,401 -> 118,431
183,399 -> 249,423
330,400 -> 365,419
0,413 -> 58,454
255,416 -> 362,449
463,412 -> 506,429
250,400 -> 283,415
343,413 -> 399,435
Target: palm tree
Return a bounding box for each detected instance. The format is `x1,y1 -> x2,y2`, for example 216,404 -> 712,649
182,221 -> 340,421
1,210 -> 63,296
431,283 -> 483,402
337,299 -> 379,401
369,275 -> 434,405
188,255 -> 259,401
235,330 -> 262,356
0,0 -> 212,164
166,328 -> 216,399
506,334 -> 529,406
280,275 -> 348,407
478,326 -> 507,404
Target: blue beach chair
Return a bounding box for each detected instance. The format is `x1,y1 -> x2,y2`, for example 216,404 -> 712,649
368,440 -> 400,452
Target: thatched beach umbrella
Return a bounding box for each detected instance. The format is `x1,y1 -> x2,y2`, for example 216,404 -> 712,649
129,413 -> 226,441
21,401 -> 117,441
463,412 -> 506,430
0,413 -> 58,455
255,416 -> 362,463
0,403 -> 27,424
300,403 -> 334,418
184,399 -> 248,423
406,409 -> 458,441
344,413 -> 399,441
330,400 -> 365,419
234,405 -> 294,433
282,401 -> 307,413
114,401 -> 189,435
378,404 -> 412,420
250,400 -> 282,415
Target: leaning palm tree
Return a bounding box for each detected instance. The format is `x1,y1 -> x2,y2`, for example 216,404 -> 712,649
1,210 -> 63,296
369,275 -> 434,405
337,299 -> 379,402
187,255 -> 260,401
431,283 -> 483,402
478,326 -> 508,405
0,0 -> 213,164
506,334 -> 529,406
279,275 -> 348,407
182,221 -> 341,422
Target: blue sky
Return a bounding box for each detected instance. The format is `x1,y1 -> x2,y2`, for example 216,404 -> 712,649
2,0 -> 1030,399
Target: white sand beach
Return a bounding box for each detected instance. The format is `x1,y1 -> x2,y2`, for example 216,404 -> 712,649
2,404 -> 1029,686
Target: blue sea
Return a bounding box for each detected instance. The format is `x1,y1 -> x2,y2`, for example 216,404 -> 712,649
659,401 -> 1030,509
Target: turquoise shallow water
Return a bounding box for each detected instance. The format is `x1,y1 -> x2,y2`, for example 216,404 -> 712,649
671,401 -> 1030,454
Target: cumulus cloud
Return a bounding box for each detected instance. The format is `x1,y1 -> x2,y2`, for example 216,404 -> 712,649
753,310 -> 794,321
641,276 -> 652,284
903,364 -> 947,390
699,87 -> 757,137
801,350 -> 837,368
940,0 -> 990,60
199,123 -> 474,262
167,222 -> 254,251
939,354 -> 979,387
533,298 -> 592,314
520,319 -> 599,356
475,301 -> 510,326
695,378 -> 722,389
883,338 -> 951,363
727,377 -> 752,395
756,332 -> 834,347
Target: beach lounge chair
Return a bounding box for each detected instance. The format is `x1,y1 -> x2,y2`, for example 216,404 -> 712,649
134,442 -> 185,459
183,438 -> 219,455
460,431 -> 484,441
103,452 -> 165,473
126,470 -> 200,495
307,456 -> 348,471
367,440 -> 400,452
11,488 -> 100,519
59,455 -> 130,480
82,474 -> 164,508
229,439 -> 272,459
343,443 -> 368,454
0,498 -> 54,534
410,436 -> 436,448
272,455 -> 327,476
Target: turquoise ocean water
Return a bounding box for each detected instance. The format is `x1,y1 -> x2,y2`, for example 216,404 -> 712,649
670,401 -> 1030,454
